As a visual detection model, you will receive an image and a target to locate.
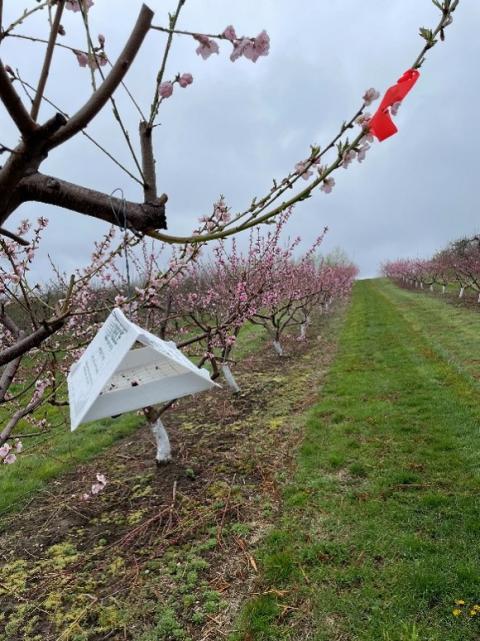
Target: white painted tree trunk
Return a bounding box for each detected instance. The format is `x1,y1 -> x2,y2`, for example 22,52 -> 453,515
420,282 -> 424,289
273,340 -> 284,356
299,316 -> 310,340
151,418 -> 172,464
459,287 -> 464,298
221,363 -> 241,393
442,285 -> 446,294
429,284 -> 433,292
477,292 -> 480,304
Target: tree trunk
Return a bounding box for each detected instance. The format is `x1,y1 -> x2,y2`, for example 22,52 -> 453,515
150,418 -> 172,464
221,363 -> 241,393
459,287 -> 464,298
299,321 -> 307,340
272,340 -> 284,356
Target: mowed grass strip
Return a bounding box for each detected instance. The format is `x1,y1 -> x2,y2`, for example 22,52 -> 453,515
0,323 -> 267,519
377,278 -> 480,385
232,279 -> 480,641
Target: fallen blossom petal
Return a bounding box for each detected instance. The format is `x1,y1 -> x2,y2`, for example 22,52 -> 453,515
0,444 -> 11,458
96,473 -> 107,486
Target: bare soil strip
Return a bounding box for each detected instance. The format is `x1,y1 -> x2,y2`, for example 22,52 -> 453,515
0,312 -> 344,641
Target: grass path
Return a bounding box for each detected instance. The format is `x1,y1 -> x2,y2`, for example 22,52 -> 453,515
234,279 -> 480,640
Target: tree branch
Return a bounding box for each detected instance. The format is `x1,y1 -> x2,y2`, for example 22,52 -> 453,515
0,226 -> 29,245
0,60 -> 38,137
16,172 -> 167,232
139,120 -> 157,201
0,398 -> 43,447
30,0 -> 65,121
47,3 -> 154,150
0,318 -> 64,368
0,355 -> 23,403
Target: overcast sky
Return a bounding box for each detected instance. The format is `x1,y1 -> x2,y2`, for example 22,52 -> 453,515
1,0 -> 479,279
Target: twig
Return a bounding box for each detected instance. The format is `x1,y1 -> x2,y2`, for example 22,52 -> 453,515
0,1 -> 49,41
148,0 -> 186,126
166,479 -> 178,530
47,4 -> 154,150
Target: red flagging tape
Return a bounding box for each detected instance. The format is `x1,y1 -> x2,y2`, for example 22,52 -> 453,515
369,69 -> 420,142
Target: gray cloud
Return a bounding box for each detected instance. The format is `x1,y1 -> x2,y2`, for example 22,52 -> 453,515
1,0 -> 478,279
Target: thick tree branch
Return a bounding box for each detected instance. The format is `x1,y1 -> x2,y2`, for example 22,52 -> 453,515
0,227 -> 29,245
0,355 -> 23,403
0,306 -> 21,338
47,3 -> 154,150
0,60 -> 38,137
0,318 -> 64,368
0,112 -> 67,226
16,172 -> 167,232
139,120 -> 157,201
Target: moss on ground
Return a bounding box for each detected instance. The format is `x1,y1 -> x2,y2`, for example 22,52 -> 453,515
0,312 -> 343,641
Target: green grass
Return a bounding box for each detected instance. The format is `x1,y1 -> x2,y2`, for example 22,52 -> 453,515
232,279 -> 480,640
0,413 -> 143,519
0,323 -> 267,520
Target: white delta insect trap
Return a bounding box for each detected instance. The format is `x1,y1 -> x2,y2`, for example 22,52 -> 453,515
67,308 -> 219,461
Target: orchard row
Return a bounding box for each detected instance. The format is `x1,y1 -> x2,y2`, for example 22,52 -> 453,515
0,210 -> 357,463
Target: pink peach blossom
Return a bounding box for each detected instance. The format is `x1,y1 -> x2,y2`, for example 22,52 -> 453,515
362,88 -> 380,105
193,34 -> 220,60
178,73 -> 193,88
158,81 -> 174,98
66,0 -> 94,12
320,177 -> 335,194
223,25 -> 238,41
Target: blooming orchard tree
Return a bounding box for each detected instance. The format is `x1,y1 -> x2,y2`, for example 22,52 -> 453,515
0,0 -> 460,463
250,242 -> 357,356
384,235 -> 480,302
0,215 -> 222,461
